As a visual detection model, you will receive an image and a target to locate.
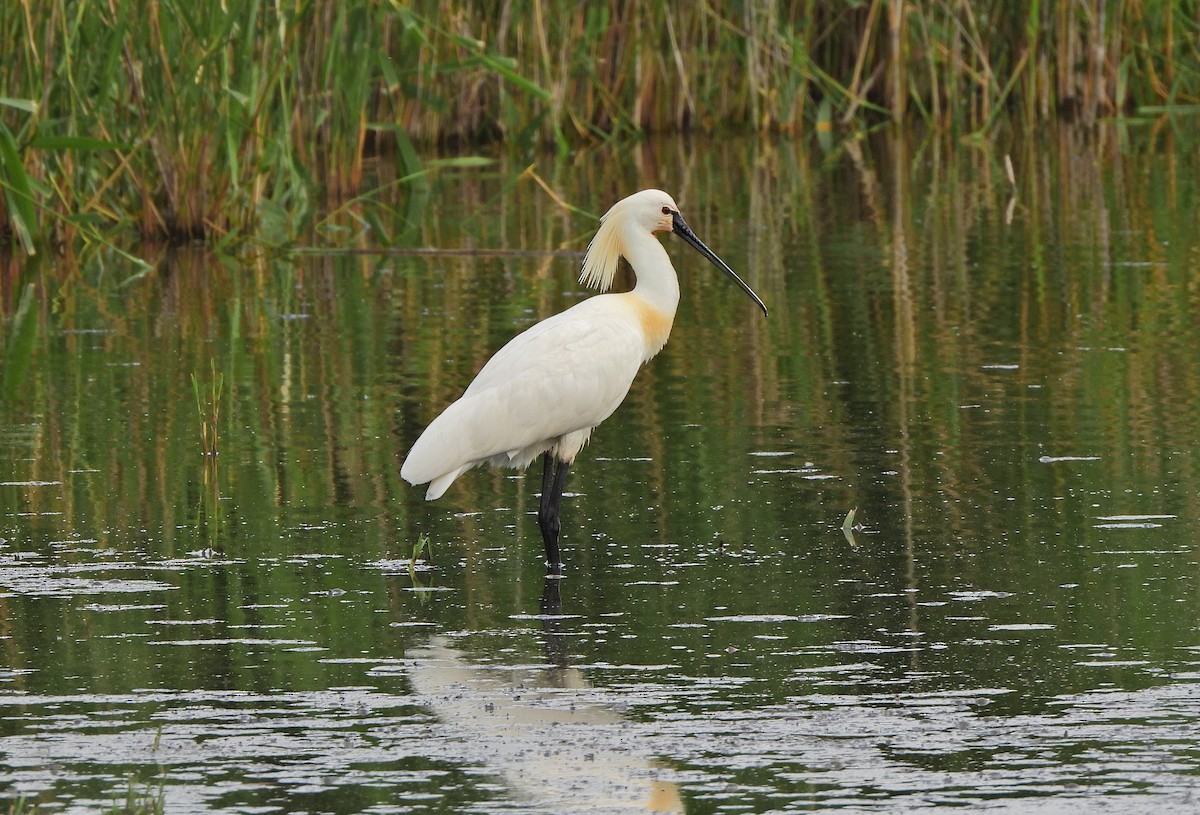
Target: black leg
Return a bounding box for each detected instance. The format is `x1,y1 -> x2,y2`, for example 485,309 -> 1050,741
539,452 -> 555,518
537,452 -> 570,569
539,575 -> 568,667
537,452 -> 558,567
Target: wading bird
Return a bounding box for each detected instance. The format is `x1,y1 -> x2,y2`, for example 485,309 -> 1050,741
401,189 -> 767,568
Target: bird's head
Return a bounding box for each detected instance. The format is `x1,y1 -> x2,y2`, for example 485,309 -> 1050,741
637,189 -> 683,234
579,189 -> 767,316
579,189 -> 678,292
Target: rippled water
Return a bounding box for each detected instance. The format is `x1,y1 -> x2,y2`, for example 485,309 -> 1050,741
2,127 -> 1200,812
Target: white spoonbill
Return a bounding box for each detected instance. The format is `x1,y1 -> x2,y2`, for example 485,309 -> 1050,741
401,189 -> 767,568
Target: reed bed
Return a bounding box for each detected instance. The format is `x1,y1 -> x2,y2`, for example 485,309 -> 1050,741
1,1 -> 1197,248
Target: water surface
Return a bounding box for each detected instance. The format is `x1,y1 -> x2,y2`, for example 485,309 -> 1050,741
2,126 -> 1200,812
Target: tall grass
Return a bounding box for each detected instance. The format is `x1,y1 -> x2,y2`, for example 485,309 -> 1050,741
1,1 -> 402,245
348,1 -> 1200,141
1,1 -> 1198,248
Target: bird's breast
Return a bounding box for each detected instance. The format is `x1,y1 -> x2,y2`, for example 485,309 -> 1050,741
627,297 -> 675,360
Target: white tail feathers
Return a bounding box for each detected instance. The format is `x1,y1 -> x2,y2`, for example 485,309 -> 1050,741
424,466 -> 468,500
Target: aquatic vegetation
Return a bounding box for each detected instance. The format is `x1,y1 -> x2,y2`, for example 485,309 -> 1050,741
109,778 -> 166,815
410,532 -> 434,579
0,2 -> 510,247
5,777 -> 164,815
2,2 -> 1198,249
190,360 -> 224,458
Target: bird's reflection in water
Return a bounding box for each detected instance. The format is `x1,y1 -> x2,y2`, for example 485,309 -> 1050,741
407,577 -> 685,814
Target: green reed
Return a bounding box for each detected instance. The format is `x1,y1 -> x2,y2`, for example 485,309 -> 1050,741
191,359 -> 224,458
398,0 -> 1200,138
0,1 -> 432,247
410,532 -> 433,579
1,1 -> 1198,249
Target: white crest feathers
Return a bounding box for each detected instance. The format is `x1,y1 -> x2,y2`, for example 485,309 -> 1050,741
578,198 -> 627,292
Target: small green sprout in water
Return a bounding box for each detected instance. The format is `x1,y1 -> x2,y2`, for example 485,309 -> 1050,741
6,775 -> 170,815
409,533 -> 433,577
190,359 -> 224,457
109,775 -> 166,815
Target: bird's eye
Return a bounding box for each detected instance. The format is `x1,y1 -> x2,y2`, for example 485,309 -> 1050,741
661,206 -> 671,215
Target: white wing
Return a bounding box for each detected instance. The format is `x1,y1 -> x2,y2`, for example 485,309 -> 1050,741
401,297 -> 646,496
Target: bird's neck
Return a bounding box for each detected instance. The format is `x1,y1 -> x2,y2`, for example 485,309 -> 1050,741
619,225 -> 680,361
623,225 -> 680,318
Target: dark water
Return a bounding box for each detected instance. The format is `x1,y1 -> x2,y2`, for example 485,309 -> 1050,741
3,126 -> 1200,813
